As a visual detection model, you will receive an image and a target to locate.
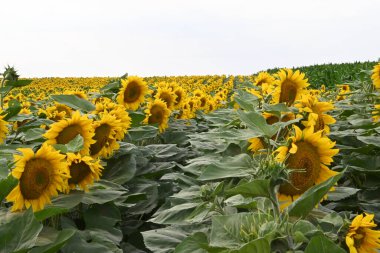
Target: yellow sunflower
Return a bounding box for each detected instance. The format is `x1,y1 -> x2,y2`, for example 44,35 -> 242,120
275,125 -> 339,209
90,113 -> 122,158
66,153 -> 103,191
0,113 -> 9,144
272,69 -> 310,106
173,86 -> 187,109
296,95 -> 336,134
117,76 -> 148,110
346,213 -> 380,253
154,86 -> 177,110
371,63 -> 380,90
44,110 -> 95,155
143,99 -> 171,132
248,137 -> 266,154
6,144 -> 69,212
254,72 -> 275,86
373,104 -> 380,122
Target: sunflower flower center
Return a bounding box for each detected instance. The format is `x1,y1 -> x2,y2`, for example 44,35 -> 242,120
20,158 -> 50,200
279,80 -> 298,105
56,124 -> 83,144
266,115 -> 279,125
68,161 -> 92,185
315,114 -> 325,132
159,92 -> 173,108
148,105 -> 164,124
200,97 -> 206,107
279,141 -> 321,195
174,91 -> 182,104
90,124 -> 112,156
124,81 -> 141,103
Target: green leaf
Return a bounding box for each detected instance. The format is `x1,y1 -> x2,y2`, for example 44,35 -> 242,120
357,136 -> 380,147
150,203 -> 199,225
127,125 -> 158,141
0,174 -> 18,202
29,229 -> 76,253
24,128 -> 46,142
286,172 -> 343,218
129,111 -> 146,127
143,227 -> 188,253
66,134 -> 84,153
101,80 -> 121,92
231,238 -> 270,253
0,209 -> 43,253
326,187 -> 360,201
237,110 -> 278,137
233,90 -> 260,111
5,79 -> 33,88
198,154 -> 253,180
3,99 -> 22,121
227,179 -> 271,199
174,232 -> 209,253
51,95 -> 95,112
304,235 -> 345,253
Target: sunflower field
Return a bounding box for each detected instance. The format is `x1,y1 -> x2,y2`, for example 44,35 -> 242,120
0,61 -> 379,253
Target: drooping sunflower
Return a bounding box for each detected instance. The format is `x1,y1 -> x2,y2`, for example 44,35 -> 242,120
372,63 -> 380,90
275,125 -> 339,209
44,110 -> 95,155
0,113 -> 9,144
345,213 -> 380,253
143,99 -> 171,132
254,72 -> 275,86
117,76 -> 148,110
6,144 -> 69,212
296,95 -> 336,134
154,86 -> 177,110
66,153 -> 103,191
90,113 -> 122,158
272,69 -> 310,106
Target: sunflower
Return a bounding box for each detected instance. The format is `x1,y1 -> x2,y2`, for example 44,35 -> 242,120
173,86 -> 186,109
117,76 -> 148,110
272,69 -> 309,106
372,63 -> 380,90
0,113 -> 9,144
373,104 -> 380,122
275,125 -> 339,209
90,113 -> 122,158
346,213 -> 380,253
154,86 -> 177,110
254,72 -> 275,86
44,110 -> 95,155
66,153 -> 103,191
6,144 -> 69,212
248,137 -> 266,154
143,99 -> 171,132
296,95 -> 336,133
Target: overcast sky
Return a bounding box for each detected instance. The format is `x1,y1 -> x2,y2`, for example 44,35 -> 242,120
0,0 -> 379,77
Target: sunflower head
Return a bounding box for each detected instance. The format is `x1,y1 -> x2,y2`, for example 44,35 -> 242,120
143,98 -> 171,132
346,213 -> 380,253
173,86 -> 187,109
154,86 -> 176,110
0,113 -> 9,144
272,69 -> 310,106
44,110 -> 95,155
90,113 -> 122,158
66,153 -> 103,191
275,125 -> 339,209
117,76 -> 148,110
6,144 -> 69,212
371,62 -> 380,90
254,72 -> 275,86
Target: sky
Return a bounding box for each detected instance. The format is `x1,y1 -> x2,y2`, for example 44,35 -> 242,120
0,0 -> 379,77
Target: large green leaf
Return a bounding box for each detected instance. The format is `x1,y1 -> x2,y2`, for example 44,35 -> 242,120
29,229 -> 76,253
198,154 -> 254,180
304,235 -> 345,253
142,227 -> 188,253
227,179 -> 271,199
174,232 -> 209,253
237,110 -> 279,137
0,209 -> 43,253
286,172 -> 343,218
51,95 -> 95,112
230,238 -> 270,253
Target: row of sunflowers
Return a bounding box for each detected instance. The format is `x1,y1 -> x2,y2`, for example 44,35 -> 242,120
0,62 -> 379,253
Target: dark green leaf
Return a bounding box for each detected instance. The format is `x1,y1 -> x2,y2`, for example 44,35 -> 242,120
51,95 -> 95,112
